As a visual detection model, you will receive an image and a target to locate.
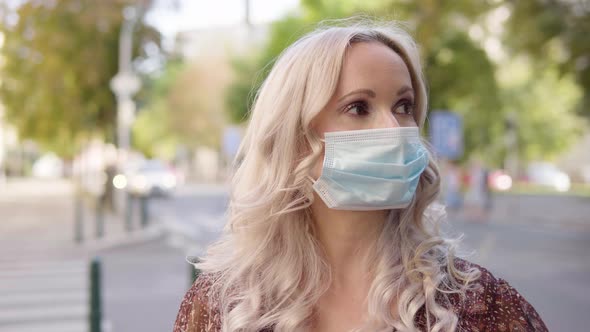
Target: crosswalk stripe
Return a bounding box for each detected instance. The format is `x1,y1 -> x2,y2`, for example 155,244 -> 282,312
0,267 -> 86,278
0,260 -> 87,270
0,291 -> 86,307
0,305 -> 86,325
0,256 -> 90,331
0,319 -> 87,332
0,276 -> 86,292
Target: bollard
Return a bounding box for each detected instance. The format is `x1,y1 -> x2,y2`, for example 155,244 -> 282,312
187,256 -> 201,286
140,195 -> 149,228
89,257 -> 102,332
74,193 -> 84,243
125,193 -> 133,232
95,199 -> 104,238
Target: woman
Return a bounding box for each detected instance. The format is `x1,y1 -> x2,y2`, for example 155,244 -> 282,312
174,20 -> 547,332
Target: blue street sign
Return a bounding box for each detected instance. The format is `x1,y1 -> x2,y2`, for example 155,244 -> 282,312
222,126 -> 242,159
429,111 -> 463,159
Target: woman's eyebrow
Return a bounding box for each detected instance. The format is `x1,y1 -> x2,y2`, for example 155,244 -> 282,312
337,89 -> 376,102
336,86 -> 413,103
397,85 -> 413,96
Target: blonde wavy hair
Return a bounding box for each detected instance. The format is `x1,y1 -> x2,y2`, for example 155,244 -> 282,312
196,18 -> 480,332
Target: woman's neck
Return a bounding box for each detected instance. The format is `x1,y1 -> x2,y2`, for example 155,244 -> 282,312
310,196 -> 389,289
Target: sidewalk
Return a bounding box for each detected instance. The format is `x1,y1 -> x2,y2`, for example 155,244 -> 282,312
0,178 -> 164,256
0,178 -> 164,332
448,192 -> 590,231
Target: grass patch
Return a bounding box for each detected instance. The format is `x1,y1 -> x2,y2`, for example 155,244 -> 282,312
500,182 -> 590,197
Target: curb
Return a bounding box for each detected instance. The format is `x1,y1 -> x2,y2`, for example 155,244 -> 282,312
80,224 -> 166,253
158,214 -> 226,257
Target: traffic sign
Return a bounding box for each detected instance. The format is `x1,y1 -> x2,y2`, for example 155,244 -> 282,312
110,71 -> 141,97
222,126 -> 242,160
429,110 -> 463,159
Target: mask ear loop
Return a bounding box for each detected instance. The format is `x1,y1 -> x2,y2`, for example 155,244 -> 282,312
306,136 -> 326,185
307,175 -> 317,184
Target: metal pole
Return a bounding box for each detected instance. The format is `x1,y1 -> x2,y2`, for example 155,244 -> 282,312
74,188 -> 84,243
0,105 -> 6,183
245,0 -> 251,27
111,6 -> 142,223
140,195 -> 149,227
125,192 -> 133,232
89,257 -> 102,332
115,7 -> 139,153
95,198 -> 104,238
504,113 -> 519,178
188,259 -> 200,286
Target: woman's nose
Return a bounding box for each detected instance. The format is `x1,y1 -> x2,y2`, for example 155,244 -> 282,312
372,109 -> 400,129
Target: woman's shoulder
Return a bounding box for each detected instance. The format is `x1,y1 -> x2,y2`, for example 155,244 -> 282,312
448,258 -> 548,331
173,273 -> 222,332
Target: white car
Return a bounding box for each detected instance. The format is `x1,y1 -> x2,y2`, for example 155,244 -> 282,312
32,153 -> 63,179
116,160 -> 177,197
526,162 -> 571,192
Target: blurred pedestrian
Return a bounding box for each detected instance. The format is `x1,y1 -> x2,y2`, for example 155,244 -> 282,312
174,19 -> 547,332
101,162 -> 117,213
464,158 -> 491,221
482,166 -> 493,215
441,159 -> 463,213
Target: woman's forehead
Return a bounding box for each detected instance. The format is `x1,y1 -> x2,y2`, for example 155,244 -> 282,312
335,42 -> 413,97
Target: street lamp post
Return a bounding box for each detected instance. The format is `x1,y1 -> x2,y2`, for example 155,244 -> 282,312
110,6 -> 141,227
0,105 -> 6,183
504,113 -> 519,178
111,6 -> 141,152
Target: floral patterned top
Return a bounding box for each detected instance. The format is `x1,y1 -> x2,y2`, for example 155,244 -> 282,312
173,259 -> 548,331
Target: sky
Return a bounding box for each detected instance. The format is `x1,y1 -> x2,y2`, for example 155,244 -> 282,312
146,0 -> 300,37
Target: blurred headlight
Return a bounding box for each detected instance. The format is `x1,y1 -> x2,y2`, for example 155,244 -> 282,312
554,173 -> 571,192
113,174 -> 127,189
495,174 -> 513,191
163,174 -> 176,189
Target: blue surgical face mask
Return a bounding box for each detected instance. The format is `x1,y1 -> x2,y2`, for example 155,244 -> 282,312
311,127 -> 429,211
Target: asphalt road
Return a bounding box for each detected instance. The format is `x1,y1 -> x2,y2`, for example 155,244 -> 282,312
99,186 -> 229,332
100,188 -> 590,332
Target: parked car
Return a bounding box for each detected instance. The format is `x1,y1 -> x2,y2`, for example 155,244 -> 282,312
32,153 -> 64,179
526,162 -> 571,192
115,159 -> 177,197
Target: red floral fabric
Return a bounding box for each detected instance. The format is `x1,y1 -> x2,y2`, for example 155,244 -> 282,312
173,259 -> 548,332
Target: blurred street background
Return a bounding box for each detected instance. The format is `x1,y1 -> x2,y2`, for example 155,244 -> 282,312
0,0 -> 589,331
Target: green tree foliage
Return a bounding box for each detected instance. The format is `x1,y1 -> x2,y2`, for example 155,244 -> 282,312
133,56 -> 227,158
225,0 -> 502,161
497,58 -> 583,162
504,0 -> 590,119
132,60 -> 183,159
0,0 -> 160,156
224,0 -> 586,165
225,15 -> 311,123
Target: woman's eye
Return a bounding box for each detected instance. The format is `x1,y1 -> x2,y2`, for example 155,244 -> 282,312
393,101 -> 415,115
343,101 -> 369,116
